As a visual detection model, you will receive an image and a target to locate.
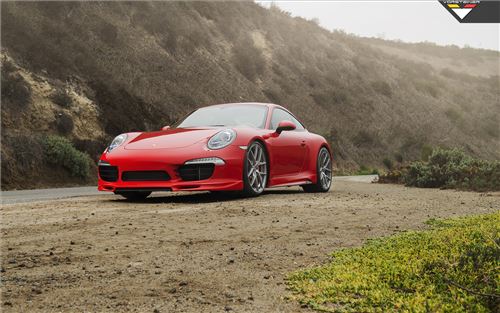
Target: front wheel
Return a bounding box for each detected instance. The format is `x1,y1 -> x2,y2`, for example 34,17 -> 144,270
302,147 -> 332,193
242,141 -> 268,197
116,191 -> 152,201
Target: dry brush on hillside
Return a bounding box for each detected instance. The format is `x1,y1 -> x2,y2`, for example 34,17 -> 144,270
1,1 -> 499,189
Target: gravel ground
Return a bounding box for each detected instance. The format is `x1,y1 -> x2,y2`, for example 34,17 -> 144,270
1,181 -> 498,312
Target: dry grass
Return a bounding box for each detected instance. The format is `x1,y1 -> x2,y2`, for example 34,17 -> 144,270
1,1 -> 499,188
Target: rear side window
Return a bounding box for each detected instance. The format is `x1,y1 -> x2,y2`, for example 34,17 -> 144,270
270,108 -> 304,130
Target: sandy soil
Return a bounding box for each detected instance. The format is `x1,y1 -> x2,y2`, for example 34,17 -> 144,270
1,181 -> 498,312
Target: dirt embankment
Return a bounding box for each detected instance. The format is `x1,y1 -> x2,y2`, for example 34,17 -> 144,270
1,181 -> 499,312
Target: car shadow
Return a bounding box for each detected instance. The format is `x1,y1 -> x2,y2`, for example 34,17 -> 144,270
109,188 -> 304,204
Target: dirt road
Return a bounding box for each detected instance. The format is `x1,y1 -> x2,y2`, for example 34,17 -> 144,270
1,180 -> 498,312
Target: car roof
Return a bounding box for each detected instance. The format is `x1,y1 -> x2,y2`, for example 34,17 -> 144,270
204,102 -> 283,110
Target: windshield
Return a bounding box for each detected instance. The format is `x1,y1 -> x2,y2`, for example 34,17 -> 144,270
177,105 -> 268,128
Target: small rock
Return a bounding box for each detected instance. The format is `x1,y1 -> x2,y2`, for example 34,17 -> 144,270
168,288 -> 177,294
224,306 -> 233,311
70,241 -> 75,245
179,281 -> 188,286
31,288 -> 42,295
7,259 -> 16,264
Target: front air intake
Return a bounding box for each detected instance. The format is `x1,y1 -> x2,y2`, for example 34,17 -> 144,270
178,164 -> 215,181
99,165 -> 118,182
122,171 -> 170,182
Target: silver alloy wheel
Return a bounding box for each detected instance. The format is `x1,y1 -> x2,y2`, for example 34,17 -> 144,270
319,148 -> 332,190
247,143 -> 267,193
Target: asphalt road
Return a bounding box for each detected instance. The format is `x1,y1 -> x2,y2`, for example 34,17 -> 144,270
0,175 -> 378,204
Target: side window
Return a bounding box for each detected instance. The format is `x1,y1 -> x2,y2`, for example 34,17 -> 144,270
270,109 -> 304,130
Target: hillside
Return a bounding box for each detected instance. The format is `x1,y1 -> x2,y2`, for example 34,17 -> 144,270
1,1 -> 499,190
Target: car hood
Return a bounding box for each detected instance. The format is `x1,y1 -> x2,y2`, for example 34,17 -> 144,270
124,128 -> 220,150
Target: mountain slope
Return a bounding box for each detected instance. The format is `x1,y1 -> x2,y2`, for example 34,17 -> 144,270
1,1 -> 499,189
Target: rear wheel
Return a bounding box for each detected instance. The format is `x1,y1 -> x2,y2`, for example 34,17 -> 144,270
302,147 -> 332,193
116,191 -> 152,201
242,141 -> 268,197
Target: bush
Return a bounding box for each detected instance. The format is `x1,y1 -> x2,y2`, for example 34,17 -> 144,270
420,144 -> 433,161
371,80 -> 392,97
43,135 -> 92,178
356,165 -> 379,175
232,35 -> 266,81
382,157 -> 393,170
56,112 -> 75,135
1,71 -> 32,109
55,112 -> 74,134
51,88 -> 73,108
1,132 -> 45,188
288,213 -> 500,312
381,148 -> 500,191
394,152 -> 403,163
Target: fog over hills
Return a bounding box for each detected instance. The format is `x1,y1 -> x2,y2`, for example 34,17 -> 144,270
1,1 -> 499,189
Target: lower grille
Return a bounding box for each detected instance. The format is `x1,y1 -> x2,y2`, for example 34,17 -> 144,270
178,164 -> 215,181
99,165 -> 118,182
122,171 -> 170,182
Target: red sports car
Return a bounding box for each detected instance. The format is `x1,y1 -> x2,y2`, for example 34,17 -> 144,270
98,103 -> 332,200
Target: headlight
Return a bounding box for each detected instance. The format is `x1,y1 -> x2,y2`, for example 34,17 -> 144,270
107,134 -> 127,152
207,129 -> 236,150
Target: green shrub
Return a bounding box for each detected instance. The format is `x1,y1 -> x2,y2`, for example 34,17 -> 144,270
382,148 -> 500,191
43,135 -> 91,178
288,213 -> 500,312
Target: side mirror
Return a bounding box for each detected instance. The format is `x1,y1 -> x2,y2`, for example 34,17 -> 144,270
276,120 -> 296,134
161,125 -> 170,131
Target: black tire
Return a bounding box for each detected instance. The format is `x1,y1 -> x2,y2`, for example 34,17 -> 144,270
116,191 -> 152,201
302,147 -> 332,193
241,141 -> 268,197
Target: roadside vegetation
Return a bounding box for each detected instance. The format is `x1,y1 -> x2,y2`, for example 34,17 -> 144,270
288,213 -> 500,312
43,135 -> 93,179
379,148 -> 500,191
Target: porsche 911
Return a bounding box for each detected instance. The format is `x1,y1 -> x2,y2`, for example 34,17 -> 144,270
98,103 -> 332,200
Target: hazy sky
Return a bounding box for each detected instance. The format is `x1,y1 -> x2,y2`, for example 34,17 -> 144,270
256,0 -> 500,51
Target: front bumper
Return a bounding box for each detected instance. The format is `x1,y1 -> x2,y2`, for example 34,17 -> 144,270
97,145 -> 245,192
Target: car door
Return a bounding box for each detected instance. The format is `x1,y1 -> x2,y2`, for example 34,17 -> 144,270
267,108 -> 307,177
